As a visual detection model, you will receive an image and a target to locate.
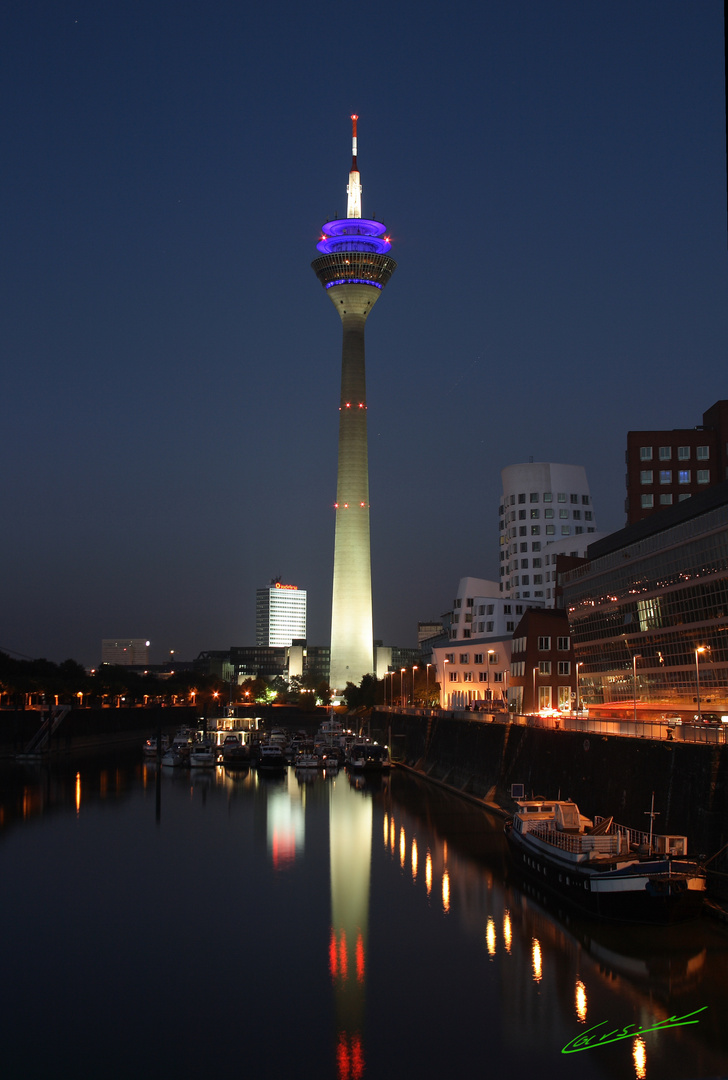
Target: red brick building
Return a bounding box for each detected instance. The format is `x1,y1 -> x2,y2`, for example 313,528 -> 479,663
509,608 -> 575,714
625,399 -> 728,524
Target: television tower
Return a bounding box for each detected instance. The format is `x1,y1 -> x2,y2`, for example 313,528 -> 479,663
312,116 -> 397,692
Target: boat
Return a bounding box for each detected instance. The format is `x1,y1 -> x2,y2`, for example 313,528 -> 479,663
257,743 -> 287,772
189,742 -> 216,768
347,741 -> 391,773
221,735 -> 250,767
161,748 -> 185,768
294,752 -> 321,770
143,734 -> 170,757
505,798 -> 706,922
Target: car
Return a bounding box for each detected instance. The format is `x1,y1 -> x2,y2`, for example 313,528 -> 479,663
663,715 -> 683,727
694,712 -> 726,725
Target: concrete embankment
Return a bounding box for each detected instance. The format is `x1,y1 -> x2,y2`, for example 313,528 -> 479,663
375,710 -> 728,858
0,706 -> 200,758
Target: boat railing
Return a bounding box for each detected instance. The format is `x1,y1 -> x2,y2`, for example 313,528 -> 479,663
593,817 -> 689,856
528,821 -> 622,856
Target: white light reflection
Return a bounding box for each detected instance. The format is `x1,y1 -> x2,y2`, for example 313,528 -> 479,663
531,938 -> 543,983
425,852 -> 432,896
503,910 -> 512,953
399,826 -> 406,868
383,812 -> 388,847
442,869 -> 450,913
411,838 -> 418,882
633,1035 -> 646,1079
485,917 -> 496,958
575,980 -> 587,1023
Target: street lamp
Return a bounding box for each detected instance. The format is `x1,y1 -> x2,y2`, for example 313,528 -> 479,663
695,646 -> 708,722
401,668 -> 406,708
632,654 -> 642,727
575,662 -> 582,715
441,658 -> 449,709
532,666 -> 538,714
411,665 -> 418,706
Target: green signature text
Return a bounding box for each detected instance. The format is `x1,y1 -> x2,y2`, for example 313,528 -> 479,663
561,1006 -> 708,1054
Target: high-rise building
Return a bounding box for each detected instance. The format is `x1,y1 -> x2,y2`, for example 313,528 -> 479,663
625,400 -> 728,524
101,639 -> 150,665
255,579 -> 307,648
499,463 -> 598,605
312,116 -> 397,691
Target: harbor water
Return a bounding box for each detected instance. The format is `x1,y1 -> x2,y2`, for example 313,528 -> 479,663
2,749 -> 727,1080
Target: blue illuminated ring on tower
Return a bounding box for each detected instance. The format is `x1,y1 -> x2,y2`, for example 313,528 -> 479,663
316,217 -> 392,256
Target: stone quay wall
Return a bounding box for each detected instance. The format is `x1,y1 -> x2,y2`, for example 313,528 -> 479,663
374,709 -> 728,857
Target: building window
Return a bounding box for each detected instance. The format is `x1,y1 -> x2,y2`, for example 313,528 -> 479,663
678,446 -> 690,460
558,661 -> 571,675
463,630 -> 471,638
474,654 -> 483,664
697,470 -> 710,484
659,470 -> 672,484
570,494 -> 579,504
678,470 -> 691,484
697,446 -> 709,460
559,508 -> 569,519
658,446 -> 672,460
463,672 -> 473,682
582,495 -> 590,505
538,636 -> 551,651
573,510 -> 581,519
519,526 -> 527,536
449,672 -> 458,682
493,671 -> 503,683
660,493 -> 673,505
539,661 -> 551,675
506,622 -> 514,632
546,525 -> 555,535
530,492 -> 539,503
557,493 -> 567,503
530,509 -> 540,519
532,542 -> 541,552
640,446 -> 653,460
531,525 -> 540,535
584,512 -> 592,521
445,653 -> 454,662
522,575 -> 530,585
518,509 -> 526,520
486,622 -> 494,632
543,492 -> 552,502
479,671 -> 488,682
641,494 -> 654,509
561,525 -> 570,535
640,470 -> 653,484
503,605 -> 511,614
557,637 -> 569,650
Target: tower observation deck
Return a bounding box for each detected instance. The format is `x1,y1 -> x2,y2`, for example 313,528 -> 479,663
312,116 -> 397,692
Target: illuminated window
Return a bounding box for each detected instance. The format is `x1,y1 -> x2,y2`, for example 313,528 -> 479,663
678,470 -> 691,484
659,470 -> 671,484
539,661 -> 551,675
530,509 -> 540,519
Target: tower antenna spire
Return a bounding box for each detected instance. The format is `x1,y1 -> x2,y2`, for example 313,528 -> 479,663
347,114 -> 362,219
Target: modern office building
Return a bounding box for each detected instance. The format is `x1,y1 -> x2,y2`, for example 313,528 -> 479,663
101,639 -> 150,666
560,480 -> 728,713
255,579 -> 307,648
312,116 -> 397,691
625,399 -> 728,525
499,462 -> 598,605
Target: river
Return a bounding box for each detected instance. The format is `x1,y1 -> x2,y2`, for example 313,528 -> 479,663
2,749 -> 727,1080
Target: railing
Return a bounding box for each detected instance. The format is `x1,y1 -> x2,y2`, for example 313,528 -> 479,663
527,821 -> 622,856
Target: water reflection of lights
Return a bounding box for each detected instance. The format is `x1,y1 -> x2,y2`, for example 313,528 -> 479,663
425,851 -> 433,895
399,826 -> 406,868
575,980 -> 587,1022
389,817 -> 395,853
75,772 -> 81,814
531,938 -> 543,982
442,870 -> 450,913
356,932 -> 365,983
411,838 -> 418,882
336,1032 -> 364,1080
633,1035 -> 647,1079
486,917 -> 496,959
383,812 -> 388,846
503,910 -> 512,953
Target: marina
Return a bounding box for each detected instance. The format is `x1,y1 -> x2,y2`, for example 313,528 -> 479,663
2,745 -> 728,1080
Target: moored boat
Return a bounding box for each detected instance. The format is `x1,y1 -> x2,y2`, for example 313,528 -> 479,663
504,798 -> 706,923
221,735 -> 250,767
257,743 -> 287,772
189,742 -> 216,768
143,734 -> 170,757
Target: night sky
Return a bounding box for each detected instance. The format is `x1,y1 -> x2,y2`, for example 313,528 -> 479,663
2,1 -> 726,668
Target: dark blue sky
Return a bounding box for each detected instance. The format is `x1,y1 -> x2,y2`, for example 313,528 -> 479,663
2,1 -> 726,667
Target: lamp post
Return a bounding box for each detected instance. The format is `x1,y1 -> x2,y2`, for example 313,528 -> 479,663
400,668 -> 406,708
695,646 -> 708,722
442,658 -> 449,709
575,662 -> 582,715
411,665 -> 418,707
426,663 -> 432,702
532,666 -> 537,714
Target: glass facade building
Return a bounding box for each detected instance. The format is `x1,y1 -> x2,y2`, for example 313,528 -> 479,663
560,483 -> 728,713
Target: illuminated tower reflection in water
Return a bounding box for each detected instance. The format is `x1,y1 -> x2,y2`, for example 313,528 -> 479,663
329,776 -> 372,1078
